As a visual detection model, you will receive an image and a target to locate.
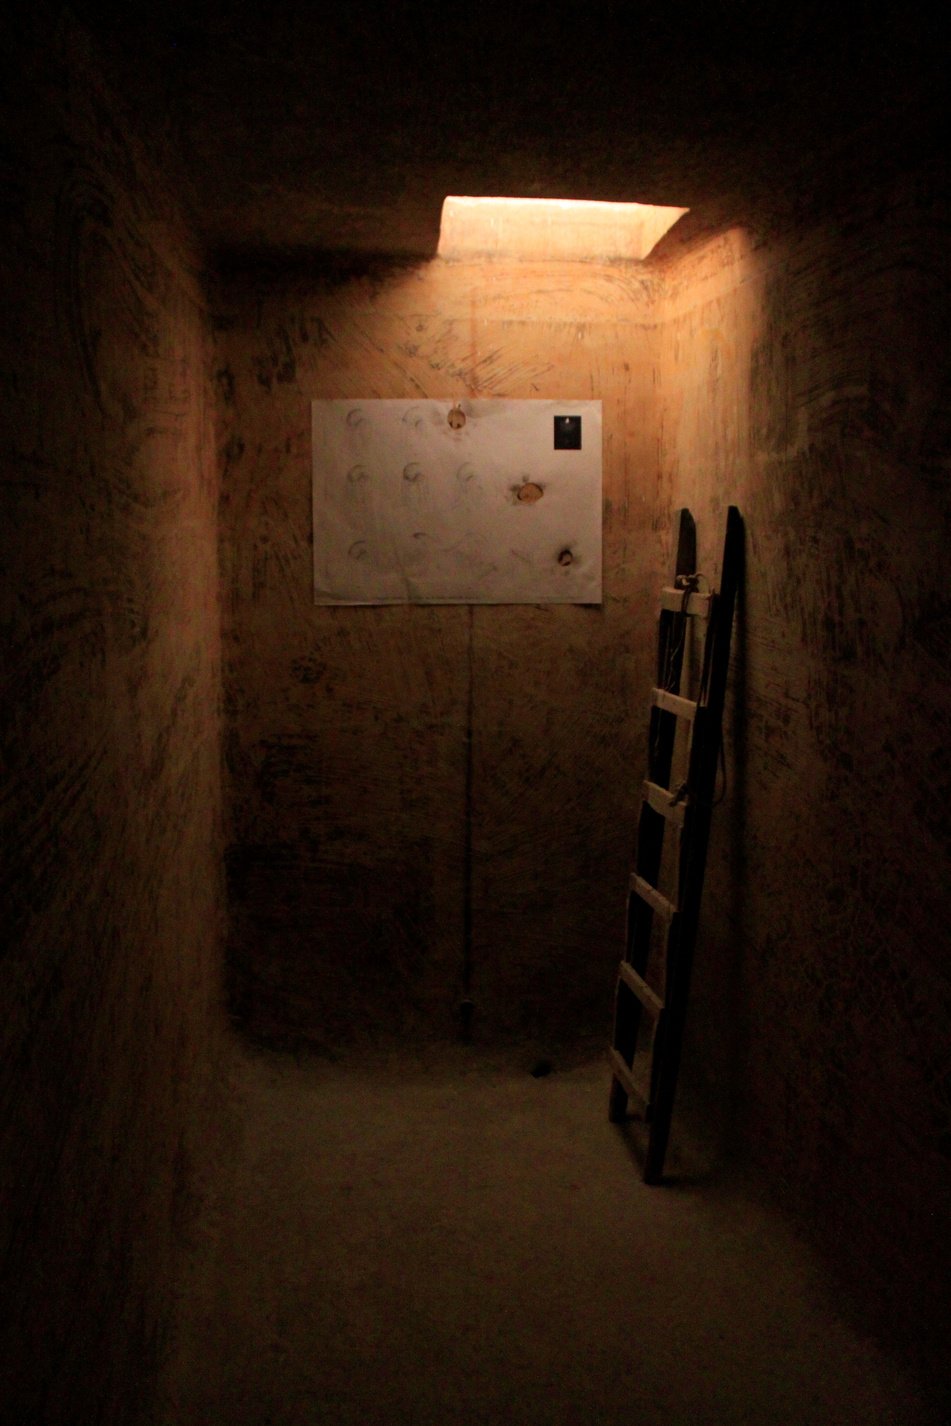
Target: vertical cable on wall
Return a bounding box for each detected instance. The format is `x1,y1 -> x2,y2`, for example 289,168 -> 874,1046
460,603 -> 475,1041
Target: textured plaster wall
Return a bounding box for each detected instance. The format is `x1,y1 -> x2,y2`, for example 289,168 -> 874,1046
216,205 -> 950,1393
0,15 -> 225,1423
8,17 -> 942,1404
654,177 -> 951,1387
216,257 -> 660,1049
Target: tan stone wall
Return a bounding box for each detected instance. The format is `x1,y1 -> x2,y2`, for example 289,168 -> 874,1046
655,183 -> 951,1383
219,193 -> 951,1384
216,256 -> 660,1048
0,15 -> 226,1422
4,13 -> 948,1405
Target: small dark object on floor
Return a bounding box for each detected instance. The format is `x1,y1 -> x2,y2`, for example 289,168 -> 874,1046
530,1059 -> 553,1078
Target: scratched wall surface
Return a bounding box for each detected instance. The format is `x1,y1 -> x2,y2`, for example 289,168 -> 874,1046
217,258 -> 659,1048
654,176 -> 951,1387
0,15 -> 225,1423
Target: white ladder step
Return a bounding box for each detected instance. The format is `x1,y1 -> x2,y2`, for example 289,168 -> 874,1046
618,960 -> 665,1017
659,586 -> 713,618
630,874 -> 678,920
652,687 -> 697,721
608,1048 -> 648,1114
643,779 -> 687,826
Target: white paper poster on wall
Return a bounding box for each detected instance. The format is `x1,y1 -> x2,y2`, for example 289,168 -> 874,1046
311,399 -> 602,605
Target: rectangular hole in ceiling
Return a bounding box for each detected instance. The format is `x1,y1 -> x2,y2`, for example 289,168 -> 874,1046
437,196 -> 688,261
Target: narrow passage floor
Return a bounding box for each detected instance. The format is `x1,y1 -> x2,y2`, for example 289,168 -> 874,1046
159,1044 -> 942,1426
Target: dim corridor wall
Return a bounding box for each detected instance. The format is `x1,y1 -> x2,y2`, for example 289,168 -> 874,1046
654,181 -> 951,1394
215,202 -> 951,1396
0,13 -> 226,1423
2,8 -> 948,1415
216,257 -> 660,1048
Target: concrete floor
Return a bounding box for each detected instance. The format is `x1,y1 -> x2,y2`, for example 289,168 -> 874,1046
158,1044 -> 942,1426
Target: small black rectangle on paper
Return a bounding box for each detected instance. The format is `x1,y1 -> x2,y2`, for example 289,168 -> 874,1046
554,414 -> 582,450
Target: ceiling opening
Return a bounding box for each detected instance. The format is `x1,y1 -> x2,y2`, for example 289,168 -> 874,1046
437,197 -> 688,262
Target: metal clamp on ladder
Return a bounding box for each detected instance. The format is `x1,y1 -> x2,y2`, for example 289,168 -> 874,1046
608,506 -> 742,1183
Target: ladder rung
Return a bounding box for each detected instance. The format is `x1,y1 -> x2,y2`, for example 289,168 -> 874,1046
608,1047 -> 648,1113
652,688 -> 697,721
630,874 -> 677,920
660,586 -> 713,618
618,960 -> 665,1017
642,779 -> 686,826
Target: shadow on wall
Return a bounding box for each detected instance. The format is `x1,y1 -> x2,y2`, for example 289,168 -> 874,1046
723,521 -> 749,1158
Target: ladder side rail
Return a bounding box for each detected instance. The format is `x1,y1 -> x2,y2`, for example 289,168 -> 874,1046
612,618 -> 685,1119
642,507 -> 743,1182
608,974 -> 641,1122
643,742 -> 716,1180
643,715 -> 722,1180
610,809 -> 669,1125
610,509 -> 698,1127
646,503 -> 697,792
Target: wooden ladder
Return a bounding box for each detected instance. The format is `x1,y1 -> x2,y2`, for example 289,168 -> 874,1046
609,506 -> 742,1183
